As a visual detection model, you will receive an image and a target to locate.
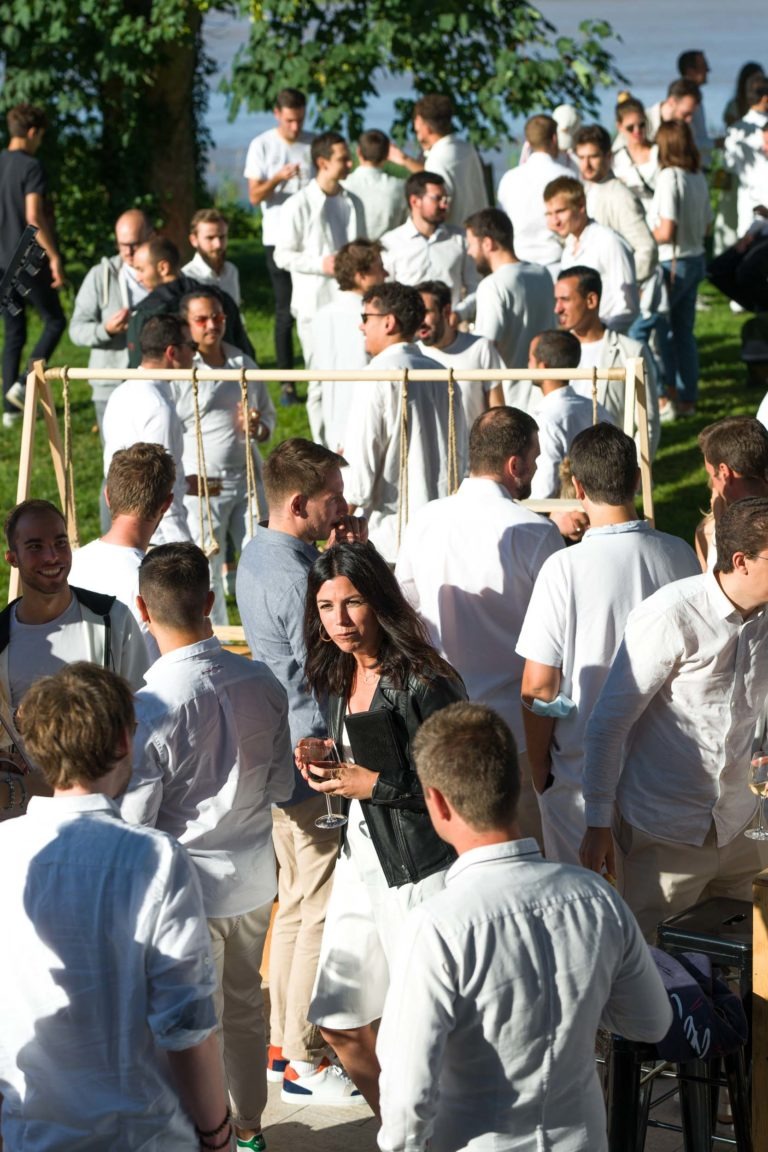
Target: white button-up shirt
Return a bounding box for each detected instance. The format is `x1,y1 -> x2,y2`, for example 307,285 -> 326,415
123,636 -> 294,917
561,221 -> 639,332
380,219 -> 478,312
497,152 -> 573,268
180,251 -> 242,307
584,571 -> 768,845
422,133 -> 489,228
529,386 -> 614,499
0,793 -> 217,1150
377,839 -> 672,1152
311,289 -> 369,452
342,343 -> 468,561
396,477 -> 563,747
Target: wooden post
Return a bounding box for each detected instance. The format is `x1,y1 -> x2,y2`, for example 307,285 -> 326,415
754,870 -> 768,1143
8,362 -> 72,603
627,357 -> 655,527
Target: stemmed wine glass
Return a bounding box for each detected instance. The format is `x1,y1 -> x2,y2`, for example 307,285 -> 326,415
298,737 -> 348,830
746,752 -> 768,840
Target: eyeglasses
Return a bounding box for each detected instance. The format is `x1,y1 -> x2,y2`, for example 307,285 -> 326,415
422,193 -> 451,204
624,121 -> 646,133
360,312 -> 385,324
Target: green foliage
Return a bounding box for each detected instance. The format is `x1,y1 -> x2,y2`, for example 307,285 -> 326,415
0,0 -> 214,263
223,1 -> 625,147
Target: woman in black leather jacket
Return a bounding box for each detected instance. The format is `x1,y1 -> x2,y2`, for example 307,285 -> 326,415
299,540 -> 465,1114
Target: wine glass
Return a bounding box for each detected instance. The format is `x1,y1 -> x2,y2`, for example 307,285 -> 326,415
746,752 -> 768,840
297,737 -> 348,830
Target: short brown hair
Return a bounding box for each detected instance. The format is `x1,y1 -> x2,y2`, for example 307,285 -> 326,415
334,239 -> 383,292
573,124 -> 612,154
106,443 -> 176,520
698,417 -> 768,481
5,499 -> 65,550
189,208 -> 228,232
524,114 -> 557,150
532,329 -> 581,370
714,497 -> 768,573
139,235 -> 181,275
469,407 -> 538,478
19,663 -> 134,789
413,702 -> 520,831
7,104 -> 47,138
263,438 -> 347,508
358,129 -> 390,164
138,542 -> 210,629
413,94 -> 454,136
543,176 -> 585,208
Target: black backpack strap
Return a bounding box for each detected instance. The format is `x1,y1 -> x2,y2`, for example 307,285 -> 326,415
71,586 -> 116,669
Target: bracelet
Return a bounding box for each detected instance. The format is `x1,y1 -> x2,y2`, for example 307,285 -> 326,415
3,773 -> 16,811
195,1110 -> 231,1139
17,773 -> 27,808
198,1125 -> 233,1151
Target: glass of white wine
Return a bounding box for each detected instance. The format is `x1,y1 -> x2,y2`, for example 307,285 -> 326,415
746,752 -> 768,840
297,737 -> 348,831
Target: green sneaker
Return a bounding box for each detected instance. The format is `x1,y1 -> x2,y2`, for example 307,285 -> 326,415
237,1135 -> 266,1152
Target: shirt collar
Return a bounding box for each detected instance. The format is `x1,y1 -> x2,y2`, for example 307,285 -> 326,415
704,569 -> 750,623
458,476 -> 514,503
146,635 -> 221,675
446,838 -> 542,884
260,527 -> 319,561
28,793 -> 121,818
584,519 -> 652,540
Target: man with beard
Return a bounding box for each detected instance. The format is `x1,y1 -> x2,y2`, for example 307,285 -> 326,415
464,208 -> 554,371
396,406 -> 563,847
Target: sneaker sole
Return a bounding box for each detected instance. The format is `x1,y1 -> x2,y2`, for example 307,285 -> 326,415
280,1083 -> 367,1107
6,384 -> 25,411
266,1066 -> 287,1083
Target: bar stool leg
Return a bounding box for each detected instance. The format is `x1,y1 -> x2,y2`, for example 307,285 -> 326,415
607,1039 -> 643,1152
678,1058 -> 713,1152
724,1049 -> 753,1152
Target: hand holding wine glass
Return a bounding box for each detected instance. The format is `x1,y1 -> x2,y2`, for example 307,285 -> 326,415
746,752 -> 768,841
297,737 -> 348,830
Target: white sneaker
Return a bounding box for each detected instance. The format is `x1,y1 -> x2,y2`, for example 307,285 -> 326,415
6,381 -> 25,410
2,411 -> 20,428
281,1060 -> 367,1106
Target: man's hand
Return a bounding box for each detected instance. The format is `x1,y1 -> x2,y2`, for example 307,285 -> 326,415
104,307 -> 130,335
550,509 -> 589,542
321,253 -> 336,276
49,254 -> 65,290
579,826 -> 616,879
327,515 -> 368,546
276,161 -> 300,185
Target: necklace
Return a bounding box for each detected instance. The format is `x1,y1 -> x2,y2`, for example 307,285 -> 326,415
360,664 -> 381,684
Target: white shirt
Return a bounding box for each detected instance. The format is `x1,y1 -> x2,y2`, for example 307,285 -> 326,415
123,636 -> 294,918
473,262 -> 555,368
497,152 -> 573,267
243,126 -> 314,246
396,477 -> 563,747
343,342 -> 468,562
561,222 -> 639,331
343,166 -> 407,240
584,571 -> 768,845
180,252 -> 242,307
422,133 -> 488,228
649,168 -> 712,261
572,329 -> 661,460
103,378 -> 190,545
377,839 -> 672,1152
417,331 -> 503,432
311,289 -> 368,453
273,180 -> 365,318
380,219 -> 478,312
529,386 -> 614,499
724,111 -> 768,235
0,793 -> 217,1151
69,539 -> 159,662
171,344 -> 274,478
612,145 -> 659,220
517,521 -> 700,787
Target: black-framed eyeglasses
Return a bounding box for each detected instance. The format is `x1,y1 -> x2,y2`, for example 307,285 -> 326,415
360,312 -> 384,324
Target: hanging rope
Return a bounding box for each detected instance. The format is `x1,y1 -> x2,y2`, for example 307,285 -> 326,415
191,365 -> 219,558
447,367 -> 459,494
61,366 -> 80,547
591,366 -> 599,425
396,368 -> 410,551
240,367 -> 262,538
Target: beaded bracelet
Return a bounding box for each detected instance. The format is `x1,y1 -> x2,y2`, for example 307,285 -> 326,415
2,773 -> 16,811
195,1110 -> 231,1140
198,1125 -> 233,1152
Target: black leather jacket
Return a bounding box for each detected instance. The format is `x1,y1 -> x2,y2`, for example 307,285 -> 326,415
328,670 -> 467,887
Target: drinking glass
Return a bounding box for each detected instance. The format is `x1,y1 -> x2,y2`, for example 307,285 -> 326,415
298,737 -> 348,830
746,752 -> 768,840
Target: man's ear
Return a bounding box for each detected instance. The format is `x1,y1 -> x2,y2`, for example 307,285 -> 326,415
572,476 -> 587,502
4,549 -> 17,570
135,593 -> 150,624
203,589 -> 215,618
425,785 -> 452,822
290,492 -> 307,519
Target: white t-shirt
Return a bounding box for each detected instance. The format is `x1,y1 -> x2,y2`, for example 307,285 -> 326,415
311,290 -> 368,453
497,152 -> 573,268
561,222 -> 639,331
417,331 -> 503,432
343,166 -> 407,241
575,334 -> 606,377
243,127 -> 314,246
529,387 -> 614,499
8,596 -> 82,709
473,262 -> 555,369
69,539 -> 160,663
650,168 -> 712,261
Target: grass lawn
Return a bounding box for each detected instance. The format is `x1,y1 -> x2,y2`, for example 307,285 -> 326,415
0,230 -> 758,602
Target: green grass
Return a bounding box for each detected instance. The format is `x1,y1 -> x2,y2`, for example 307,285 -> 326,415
0,236 -> 756,600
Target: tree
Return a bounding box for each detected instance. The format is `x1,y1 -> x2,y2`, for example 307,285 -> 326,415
223,0 -> 624,148
0,0 -> 213,262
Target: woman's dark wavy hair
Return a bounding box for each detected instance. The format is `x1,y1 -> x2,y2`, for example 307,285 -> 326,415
303,540 -> 461,698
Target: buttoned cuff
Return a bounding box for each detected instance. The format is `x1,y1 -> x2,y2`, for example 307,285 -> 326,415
585,802 -> 614,828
